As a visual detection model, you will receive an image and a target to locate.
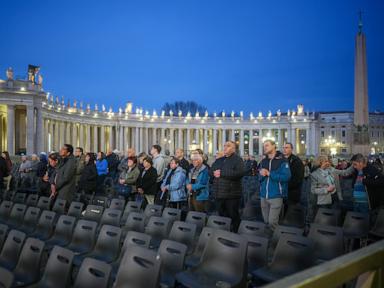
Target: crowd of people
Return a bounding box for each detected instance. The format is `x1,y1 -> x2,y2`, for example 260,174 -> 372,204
0,140 -> 383,233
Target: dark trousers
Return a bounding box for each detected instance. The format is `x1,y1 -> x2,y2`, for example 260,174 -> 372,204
217,198 -> 241,232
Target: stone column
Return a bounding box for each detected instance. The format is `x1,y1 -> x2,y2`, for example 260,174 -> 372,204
186,129 -> 191,152
212,128 -> 217,154
119,126 -> 124,152
239,129 -> 244,156
178,129 -> 183,150
36,108 -> 44,153
65,122 -> 71,145
203,129 -> 208,154
78,124 -> 84,149
99,126 -> 105,152
135,127 -> 139,152
258,129 -> 263,155
195,129 -> 200,147
93,125 -> 98,152
86,125 -> 91,152
161,128 -> 165,147
26,106 -> 35,155
72,123 -> 77,148
221,128 -> 226,148
109,126 -> 114,150
59,122 -> 65,149
231,129 -> 235,141
248,130 -> 253,156
7,105 -> 15,155
277,129 -> 281,150
139,127 -> 144,153
152,128 -> 157,146
169,128 -> 175,155
44,119 -> 49,152
291,127 -> 297,152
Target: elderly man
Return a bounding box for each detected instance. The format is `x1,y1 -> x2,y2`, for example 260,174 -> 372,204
213,141 -> 245,231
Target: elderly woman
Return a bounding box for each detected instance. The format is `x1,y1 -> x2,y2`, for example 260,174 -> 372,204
161,157 -> 187,209
186,153 -> 209,212
118,156 -> 140,201
136,156 -> 158,205
310,156 -> 354,209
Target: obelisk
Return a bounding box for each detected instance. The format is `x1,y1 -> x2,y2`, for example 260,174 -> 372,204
352,12 -> 370,155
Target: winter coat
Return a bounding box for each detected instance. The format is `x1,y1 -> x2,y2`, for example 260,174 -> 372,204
74,155 -> 86,185
120,165 -> 140,186
153,154 -> 167,183
187,164 -> 209,201
136,166 -> 158,195
310,168 -> 335,205
286,154 -> 304,203
212,153 -> 245,199
78,162 -> 98,194
161,166 -> 187,202
55,155 -> 76,202
259,151 -> 291,199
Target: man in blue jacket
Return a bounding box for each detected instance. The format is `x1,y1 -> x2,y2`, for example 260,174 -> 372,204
259,140 -> 291,231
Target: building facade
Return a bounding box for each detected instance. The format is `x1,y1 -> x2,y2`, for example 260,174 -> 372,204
0,77 -> 383,157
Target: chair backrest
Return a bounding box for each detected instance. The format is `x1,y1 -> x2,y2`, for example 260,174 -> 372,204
0,229 -> 26,270
67,201 -> 84,218
281,204 -> 305,228
191,227 -> 213,259
20,206 -> 41,231
33,210 -> 57,239
36,196 -> 52,211
308,223 -> 344,260
38,246 -> 74,288
144,204 -> 163,221
0,201 -> 13,220
8,203 -> 27,227
162,208 -> 181,224
243,234 -> 269,269
185,211 -> 207,232
13,237 -> 45,286
0,266 -> 14,288
343,211 -> 370,237
13,193 -> 27,204
270,235 -> 315,276
92,225 -> 122,262
145,216 -> 171,240
100,208 -> 122,227
83,205 -> 104,222
199,229 -> 248,284
48,215 -> 76,244
271,225 -> 304,247
123,212 -> 145,233
92,196 -> 109,208
121,201 -> 142,224
168,221 -> 197,251
207,215 -> 232,231
314,208 -> 341,226
73,257 -> 112,288
123,231 -> 151,250
238,220 -> 266,237
26,194 -> 39,207
158,239 -> 187,279
0,224 -> 9,251
52,199 -> 67,214
114,245 -> 161,288
109,198 -> 126,211
371,209 -> 384,236
68,219 -> 98,252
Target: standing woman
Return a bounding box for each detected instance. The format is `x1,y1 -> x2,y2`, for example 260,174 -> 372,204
118,156 -> 140,201
1,151 -> 12,192
161,157 -> 187,209
48,153 -> 59,200
186,153 -> 209,212
96,152 -> 108,195
136,156 -> 158,205
78,152 -> 98,197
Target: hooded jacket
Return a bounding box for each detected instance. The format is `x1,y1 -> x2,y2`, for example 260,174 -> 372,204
259,151 -> 291,199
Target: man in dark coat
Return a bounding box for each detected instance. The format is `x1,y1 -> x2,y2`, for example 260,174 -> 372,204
213,141 -> 245,231
283,143 -> 304,205
54,144 -> 76,204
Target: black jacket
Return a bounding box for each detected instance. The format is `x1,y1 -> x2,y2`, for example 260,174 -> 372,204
286,154 -> 304,203
212,153 -> 245,199
136,166 -> 158,195
106,153 -> 120,174
78,163 -> 98,194
360,164 -> 384,209
0,157 -> 8,185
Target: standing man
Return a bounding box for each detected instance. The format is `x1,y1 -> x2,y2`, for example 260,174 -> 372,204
74,147 -> 85,190
283,143 -> 304,206
213,141 -> 245,231
259,140 -> 291,231
53,144 -> 76,205
151,145 -> 167,204
174,148 -> 190,173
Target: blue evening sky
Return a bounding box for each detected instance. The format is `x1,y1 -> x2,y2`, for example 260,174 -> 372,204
1,0 -> 383,114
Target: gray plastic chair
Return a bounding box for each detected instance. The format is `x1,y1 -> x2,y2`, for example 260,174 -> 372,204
73,257 -> 112,288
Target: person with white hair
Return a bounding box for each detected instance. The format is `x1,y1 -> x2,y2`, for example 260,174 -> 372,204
186,153 -> 209,212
